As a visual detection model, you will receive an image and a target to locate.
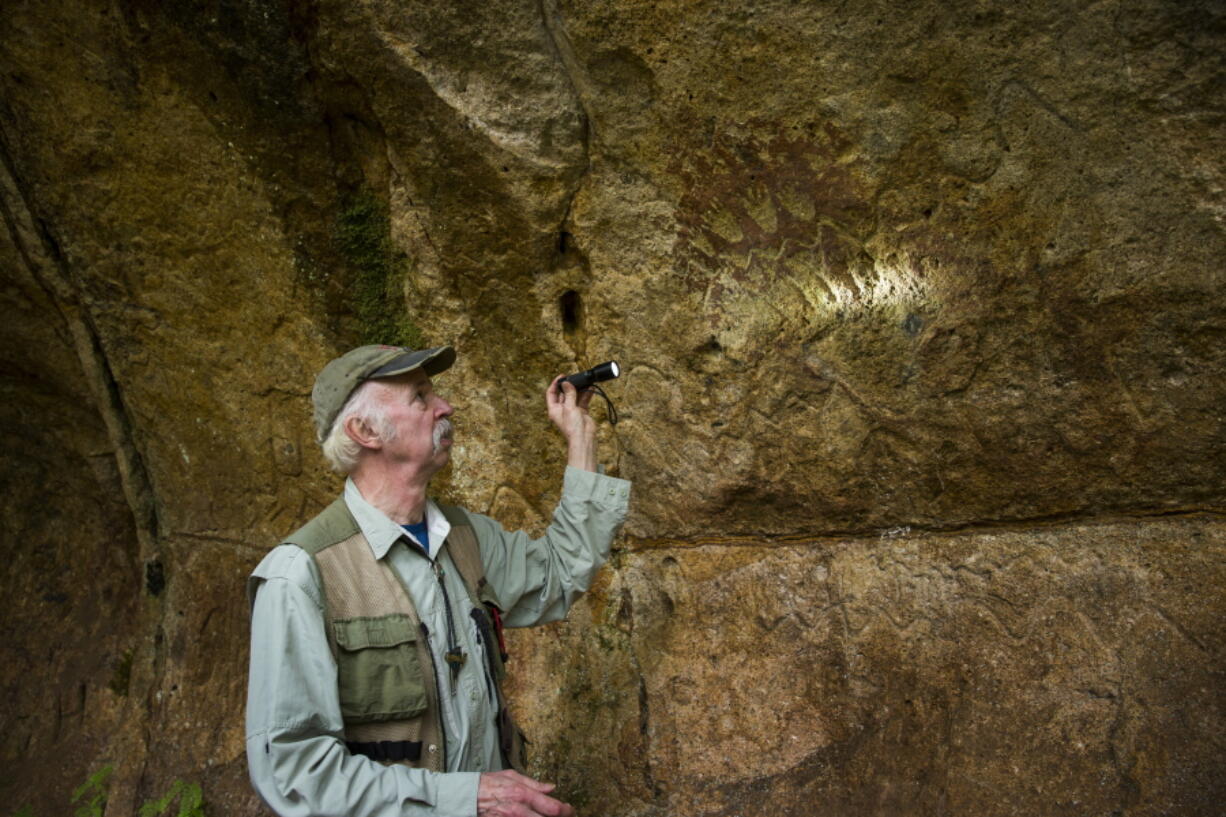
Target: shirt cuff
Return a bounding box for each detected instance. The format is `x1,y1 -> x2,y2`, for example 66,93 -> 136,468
429,770 -> 481,817
562,464 -> 631,505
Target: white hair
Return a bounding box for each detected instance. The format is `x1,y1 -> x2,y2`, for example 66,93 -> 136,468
320,380 -> 397,473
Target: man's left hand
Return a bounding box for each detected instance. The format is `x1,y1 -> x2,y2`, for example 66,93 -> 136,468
477,769 -> 576,817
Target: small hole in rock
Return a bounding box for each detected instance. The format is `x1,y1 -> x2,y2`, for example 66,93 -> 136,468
560,290 -> 582,332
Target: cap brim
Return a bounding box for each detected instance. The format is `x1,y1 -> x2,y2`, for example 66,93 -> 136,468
368,345 -> 456,379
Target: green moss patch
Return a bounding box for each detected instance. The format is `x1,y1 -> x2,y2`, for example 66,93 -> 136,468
335,192 -> 424,348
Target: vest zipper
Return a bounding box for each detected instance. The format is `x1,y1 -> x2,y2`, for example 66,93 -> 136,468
418,621 -> 448,769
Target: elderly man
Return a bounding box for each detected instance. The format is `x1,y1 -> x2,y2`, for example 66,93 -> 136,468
246,344 -> 630,817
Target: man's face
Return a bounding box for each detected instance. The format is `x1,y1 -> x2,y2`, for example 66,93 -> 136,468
370,369 -> 454,474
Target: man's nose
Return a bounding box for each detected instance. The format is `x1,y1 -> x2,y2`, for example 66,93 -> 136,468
437,398 -> 454,417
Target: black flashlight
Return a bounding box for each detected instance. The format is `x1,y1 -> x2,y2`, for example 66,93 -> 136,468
558,361 -> 620,392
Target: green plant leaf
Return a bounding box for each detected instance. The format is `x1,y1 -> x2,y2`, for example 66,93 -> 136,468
70,765 -> 113,817
138,779 -> 205,817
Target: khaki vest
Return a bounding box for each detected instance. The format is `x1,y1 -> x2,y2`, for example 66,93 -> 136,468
284,498 -> 524,772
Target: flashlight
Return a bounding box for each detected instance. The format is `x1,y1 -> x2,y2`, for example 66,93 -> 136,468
558,361 -> 620,392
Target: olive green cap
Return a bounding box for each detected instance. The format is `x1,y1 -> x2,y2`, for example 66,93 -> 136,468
311,344 -> 456,441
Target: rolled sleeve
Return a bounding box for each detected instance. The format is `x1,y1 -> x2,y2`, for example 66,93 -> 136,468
246,545 -> 480,817
473,466 -> 631,627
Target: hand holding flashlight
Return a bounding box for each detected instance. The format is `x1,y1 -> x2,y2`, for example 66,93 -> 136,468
557,361 -> 620,393
554,361 -> 620,425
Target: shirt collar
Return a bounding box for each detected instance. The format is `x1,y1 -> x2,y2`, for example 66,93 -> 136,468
343,477 -> 452,560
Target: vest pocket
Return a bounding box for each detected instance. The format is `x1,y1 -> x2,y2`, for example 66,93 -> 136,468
333,614 -> 428,723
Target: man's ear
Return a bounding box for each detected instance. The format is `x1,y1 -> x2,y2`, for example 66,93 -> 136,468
343,415 -> 383,451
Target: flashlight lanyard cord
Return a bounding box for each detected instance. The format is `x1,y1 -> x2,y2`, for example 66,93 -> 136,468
587,384 -> 618,425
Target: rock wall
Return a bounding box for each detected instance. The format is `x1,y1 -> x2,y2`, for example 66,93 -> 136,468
508,518 -> 1225,816
0,1 -> 1222,815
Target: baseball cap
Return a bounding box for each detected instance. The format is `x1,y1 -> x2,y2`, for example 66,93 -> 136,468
311,344 -> 456,441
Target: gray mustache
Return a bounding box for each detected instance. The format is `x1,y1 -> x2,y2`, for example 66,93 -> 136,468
432,417 -> 453,453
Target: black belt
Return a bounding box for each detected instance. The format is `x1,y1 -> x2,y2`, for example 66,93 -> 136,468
346,739 -> 422,762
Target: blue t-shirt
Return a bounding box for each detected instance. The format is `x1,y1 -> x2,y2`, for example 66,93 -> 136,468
401,521 -> 429,554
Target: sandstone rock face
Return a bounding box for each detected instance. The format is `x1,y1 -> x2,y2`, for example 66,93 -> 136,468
508,518 -> 1226,816
0,1 -> 1222,815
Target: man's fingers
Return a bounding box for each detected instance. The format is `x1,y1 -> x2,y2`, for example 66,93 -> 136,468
478,770 -> 573,817
524,788 -> 573,817
519,775 -> 556,793
484,792 -> 573,817
546,376 -> 581,407
500,769 -> 555,792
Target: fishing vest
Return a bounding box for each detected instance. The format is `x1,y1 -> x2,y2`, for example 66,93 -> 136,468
283,497 -> 525,773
